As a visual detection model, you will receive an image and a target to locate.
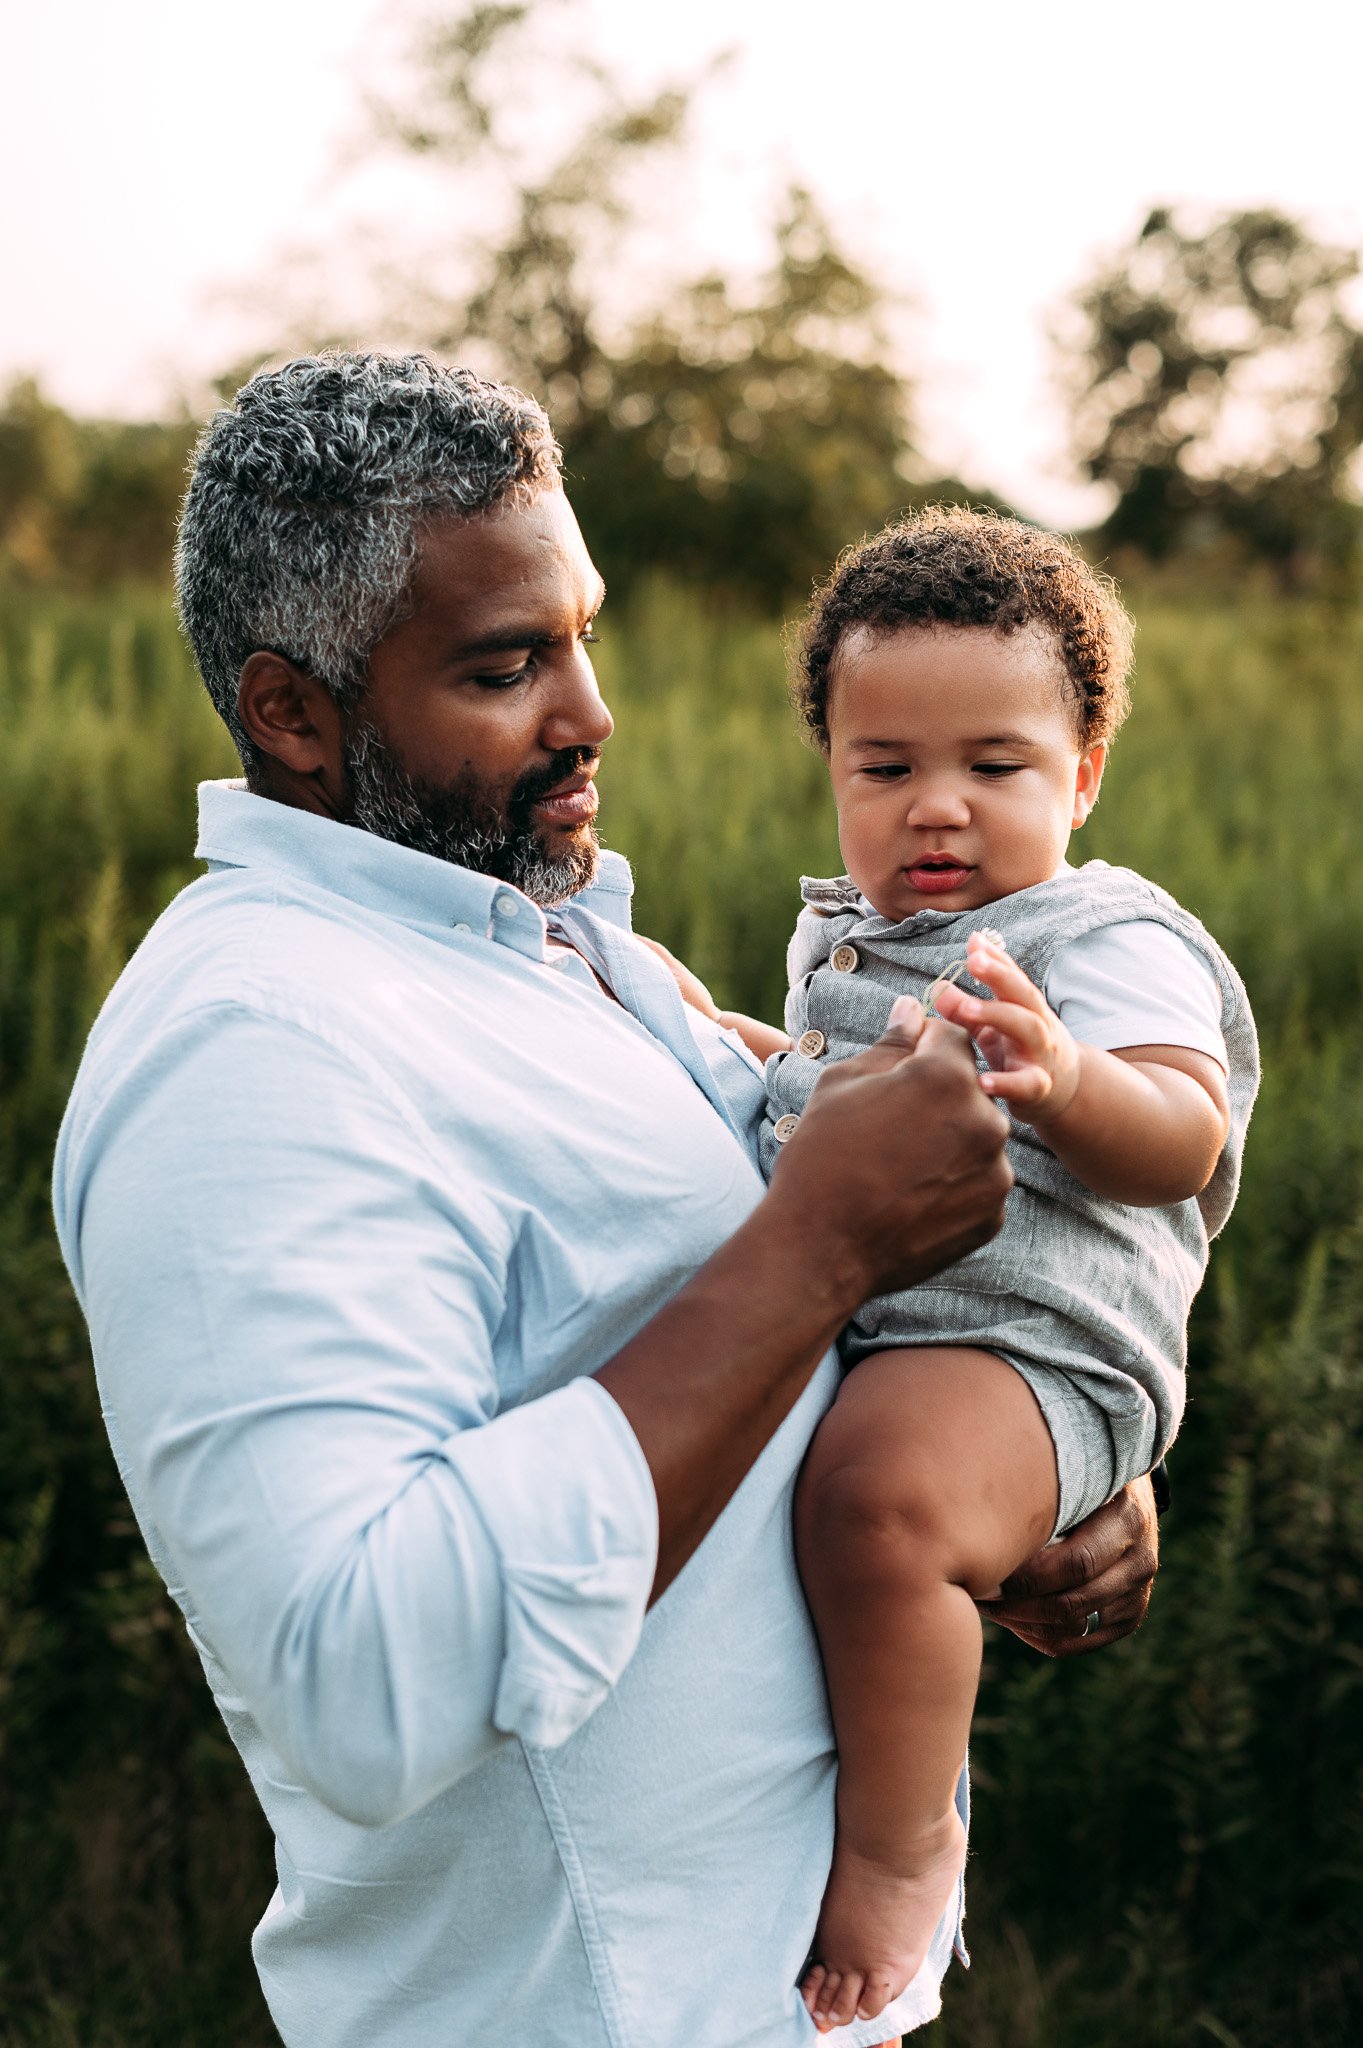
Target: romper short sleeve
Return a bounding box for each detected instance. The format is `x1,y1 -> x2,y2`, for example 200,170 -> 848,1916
1045,920 -> 1229,1071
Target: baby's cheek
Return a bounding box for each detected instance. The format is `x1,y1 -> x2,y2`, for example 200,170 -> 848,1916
837,804 -> 891,892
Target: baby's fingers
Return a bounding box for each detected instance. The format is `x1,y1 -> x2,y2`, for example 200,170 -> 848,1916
980,1063 -> 1052,1108
937,985 -> 1050,1057
966,940 -> 1048,1012
975,1023 -> 1011,1073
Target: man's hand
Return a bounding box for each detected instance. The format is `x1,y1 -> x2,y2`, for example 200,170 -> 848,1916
979,1475 -> 1159,1655
768,997 -> 1014,1305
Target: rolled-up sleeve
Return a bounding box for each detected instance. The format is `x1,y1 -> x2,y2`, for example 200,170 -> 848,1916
58,1003 -> 658,1828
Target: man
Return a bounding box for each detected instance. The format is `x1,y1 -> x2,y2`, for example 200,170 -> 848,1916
54,353 -> 1158,2048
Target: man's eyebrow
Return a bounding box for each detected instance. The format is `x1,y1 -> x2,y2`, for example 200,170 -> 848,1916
454,625 -> 559,657
453,582 -> 607,659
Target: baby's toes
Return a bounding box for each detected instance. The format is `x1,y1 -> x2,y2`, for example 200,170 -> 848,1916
825,1969 -> 866,2027
800,1964 -> 827,2017
812,1967 -> 846,2029
856,1967 -> 900,2021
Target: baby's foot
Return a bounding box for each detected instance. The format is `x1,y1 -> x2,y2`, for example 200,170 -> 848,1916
801,1808 -> 966,2033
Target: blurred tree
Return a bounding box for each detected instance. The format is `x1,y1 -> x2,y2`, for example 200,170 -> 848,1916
0,378 -> 82,580
1061,207 -> 1363,577
0,378 -> 195,587
366,0 -> 930,603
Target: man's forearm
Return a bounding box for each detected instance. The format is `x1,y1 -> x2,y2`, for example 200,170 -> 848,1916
598,1197 -> 858,1599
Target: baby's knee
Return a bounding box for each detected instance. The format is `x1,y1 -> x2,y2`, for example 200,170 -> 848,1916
796,1425 -> 954,1587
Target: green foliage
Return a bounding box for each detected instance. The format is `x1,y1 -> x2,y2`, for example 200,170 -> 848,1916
1062,207 -> 1363,580
3,581 -> 1363,2043
0,381 -> 196,588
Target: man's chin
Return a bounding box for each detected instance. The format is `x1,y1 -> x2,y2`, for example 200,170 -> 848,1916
513,824 -> 600,908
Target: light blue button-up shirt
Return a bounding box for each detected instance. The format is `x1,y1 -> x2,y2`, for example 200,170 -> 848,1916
53,781 -> 963,2048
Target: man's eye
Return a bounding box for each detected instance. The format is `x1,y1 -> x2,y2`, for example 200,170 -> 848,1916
471,662 -> 533,689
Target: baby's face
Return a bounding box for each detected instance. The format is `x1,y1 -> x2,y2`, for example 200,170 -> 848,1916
825,622 -> 1106,921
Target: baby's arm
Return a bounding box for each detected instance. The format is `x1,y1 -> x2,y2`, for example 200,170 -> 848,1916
637,937 -> 792,1061
934,933 -> 1229,1206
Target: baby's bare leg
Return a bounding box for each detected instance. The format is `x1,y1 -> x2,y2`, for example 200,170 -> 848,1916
795,1346 -> 1059,2033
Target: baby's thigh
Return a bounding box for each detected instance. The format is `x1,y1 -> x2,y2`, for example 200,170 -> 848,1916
797,1346 -> 1060,1595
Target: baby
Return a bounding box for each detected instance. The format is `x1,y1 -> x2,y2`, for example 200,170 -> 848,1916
657,507 -> 1258,2034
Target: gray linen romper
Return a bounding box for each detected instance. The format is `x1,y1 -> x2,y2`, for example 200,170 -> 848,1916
761,861 -> 1260,1532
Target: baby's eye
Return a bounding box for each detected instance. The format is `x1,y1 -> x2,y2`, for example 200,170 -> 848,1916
863,763 -> 909,780
973,761 -> 1023,778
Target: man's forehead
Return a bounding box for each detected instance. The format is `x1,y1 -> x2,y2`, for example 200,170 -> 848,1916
413,491 -> 596,608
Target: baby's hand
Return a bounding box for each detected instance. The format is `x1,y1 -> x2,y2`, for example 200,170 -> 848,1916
639,937 -> 791,1060
637,935 -> 721,1019
931,934 -> 1082,1124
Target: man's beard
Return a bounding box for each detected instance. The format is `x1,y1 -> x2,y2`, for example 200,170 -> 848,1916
342,719 -> 601,908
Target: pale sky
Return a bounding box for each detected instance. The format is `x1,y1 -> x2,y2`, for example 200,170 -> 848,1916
5,0 -> 1362,524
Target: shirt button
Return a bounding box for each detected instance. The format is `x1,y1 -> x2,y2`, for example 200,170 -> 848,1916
494,894 -> 520,919
453,922 -> 473,935
797,1028 -> 827,1058
773,1113 -> 801,1144
830,942 -> 860,974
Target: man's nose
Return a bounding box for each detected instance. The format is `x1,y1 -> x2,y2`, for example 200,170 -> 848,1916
542,652 -> 614,755
906,778 -> 970,828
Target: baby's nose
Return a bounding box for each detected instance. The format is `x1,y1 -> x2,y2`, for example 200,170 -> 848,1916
907,780 -> 970,825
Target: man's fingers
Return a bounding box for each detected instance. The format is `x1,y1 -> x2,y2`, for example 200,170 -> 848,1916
885,994 -> 925,1046
996,1608 -> 1148,1658
981,1479 -> 1160,1654
1008,1580 -> 1151,1655
982,1555 -> 1153,1629
852,1001 -> 975,1076
913,1010 -> 980,1064
999,1483 -> 1152,1600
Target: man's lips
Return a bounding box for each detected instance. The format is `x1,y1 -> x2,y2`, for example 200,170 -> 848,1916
530,775 -> 599,827
906,857 -> 974,894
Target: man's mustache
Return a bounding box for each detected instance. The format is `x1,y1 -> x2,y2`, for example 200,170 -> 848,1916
511,748 -> 603,814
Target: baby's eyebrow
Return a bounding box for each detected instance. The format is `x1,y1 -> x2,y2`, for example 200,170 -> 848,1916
847,732 -> 1041,751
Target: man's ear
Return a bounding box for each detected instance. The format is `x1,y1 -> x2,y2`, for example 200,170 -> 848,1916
1071,742 -> 1107,829
237,653 -> 346,806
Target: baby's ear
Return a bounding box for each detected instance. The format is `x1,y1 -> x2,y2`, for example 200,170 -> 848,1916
1072,742 -> 1108,827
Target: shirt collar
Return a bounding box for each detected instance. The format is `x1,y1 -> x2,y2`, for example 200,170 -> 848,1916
195,780 -> 635,957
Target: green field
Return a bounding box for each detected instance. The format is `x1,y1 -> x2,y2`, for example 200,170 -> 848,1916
2,582 -> 1361,2044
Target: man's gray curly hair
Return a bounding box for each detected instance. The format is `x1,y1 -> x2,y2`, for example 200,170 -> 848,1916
176,351 -> 563,770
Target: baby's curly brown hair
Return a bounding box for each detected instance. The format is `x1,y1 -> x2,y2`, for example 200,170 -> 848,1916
793,505 -> 1134,753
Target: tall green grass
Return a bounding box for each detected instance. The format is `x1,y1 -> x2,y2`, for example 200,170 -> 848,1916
2,581 -> 1361,2043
